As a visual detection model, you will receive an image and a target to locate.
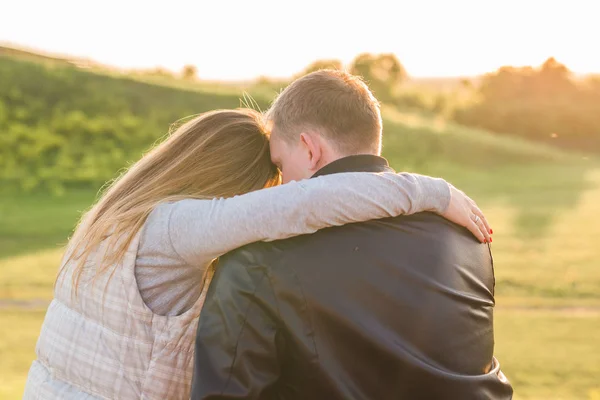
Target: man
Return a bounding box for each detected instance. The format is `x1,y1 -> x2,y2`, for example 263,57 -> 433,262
191,70 -> 513,399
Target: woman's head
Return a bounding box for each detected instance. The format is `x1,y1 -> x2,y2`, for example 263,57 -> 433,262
62,108 -> 279,290
125,108 -> 280,200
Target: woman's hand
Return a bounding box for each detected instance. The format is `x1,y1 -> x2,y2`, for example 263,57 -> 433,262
441,185 -> 492,243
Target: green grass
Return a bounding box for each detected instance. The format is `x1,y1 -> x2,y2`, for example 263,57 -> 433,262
0,310 -> 46,400
495,309 -> 600,400
0,249 -> 63,301
0,189 -> 96,258
1,107 -> 599,399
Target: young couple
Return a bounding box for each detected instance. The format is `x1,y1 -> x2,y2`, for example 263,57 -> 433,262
24,70 -> 512,399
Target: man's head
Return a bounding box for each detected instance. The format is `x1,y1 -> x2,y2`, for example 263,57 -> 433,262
266,70 -> 382,183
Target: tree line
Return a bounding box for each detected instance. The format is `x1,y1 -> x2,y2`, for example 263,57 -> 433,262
297,54 -> 600,153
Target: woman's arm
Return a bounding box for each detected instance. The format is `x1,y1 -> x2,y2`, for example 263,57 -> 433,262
165,172 -> 453,266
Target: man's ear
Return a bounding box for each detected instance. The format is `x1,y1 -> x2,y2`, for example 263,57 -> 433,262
299,132 -> 322,170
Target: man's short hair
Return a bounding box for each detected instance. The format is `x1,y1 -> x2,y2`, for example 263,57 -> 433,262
266,70 -> 382,155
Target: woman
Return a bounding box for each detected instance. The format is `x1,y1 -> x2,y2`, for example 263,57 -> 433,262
24,109 -> 490,400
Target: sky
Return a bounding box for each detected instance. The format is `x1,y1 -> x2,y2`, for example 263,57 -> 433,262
1,0 -> 598,80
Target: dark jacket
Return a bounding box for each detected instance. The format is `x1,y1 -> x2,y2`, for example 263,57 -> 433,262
191,155 -> 513,400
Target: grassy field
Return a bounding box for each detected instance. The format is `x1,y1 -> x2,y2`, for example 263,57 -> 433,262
0,310 -> 47,399
1,107 -> 599,399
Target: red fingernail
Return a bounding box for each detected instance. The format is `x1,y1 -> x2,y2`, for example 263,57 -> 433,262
484,239 -> 487,243
490,229 -> 494,234
490,237 -> 493,243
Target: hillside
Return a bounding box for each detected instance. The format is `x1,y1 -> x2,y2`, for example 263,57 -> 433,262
0,53 -> 272,193
0,50 -> 581,194
0,44 -> 82,67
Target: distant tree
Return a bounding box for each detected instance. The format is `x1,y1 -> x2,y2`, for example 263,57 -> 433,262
302,59 -> 343,75
454,57 -> 600,152
182,64 -> 198,80
349,53 -> 407,102
537,57 -> 573,93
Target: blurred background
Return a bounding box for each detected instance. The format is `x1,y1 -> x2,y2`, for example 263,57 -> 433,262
1,0 -> 599,399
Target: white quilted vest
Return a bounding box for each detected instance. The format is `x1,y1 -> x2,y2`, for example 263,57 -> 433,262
23,232 -> 211,399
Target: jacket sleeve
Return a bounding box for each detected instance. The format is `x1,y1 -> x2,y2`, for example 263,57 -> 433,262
191,245 -> 283,400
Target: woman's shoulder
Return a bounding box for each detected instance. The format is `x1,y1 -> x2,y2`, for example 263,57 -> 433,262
146,199 -> 201,224
140,199 -> 213,264
140,202 -> 178,253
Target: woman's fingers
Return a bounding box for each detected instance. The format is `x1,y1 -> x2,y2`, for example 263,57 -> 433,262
474,214 -> 491,243
444,185 -> 494,243
467,219 -> 486,243
471,207 -> 492,243
473,205 -> 492,236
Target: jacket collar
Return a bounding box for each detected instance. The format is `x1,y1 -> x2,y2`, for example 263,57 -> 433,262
311,155 -> 394,178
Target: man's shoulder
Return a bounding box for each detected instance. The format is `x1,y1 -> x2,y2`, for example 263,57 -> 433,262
237,212 -> 452,250
220,211 -> 480,269
218,229 -> 338,272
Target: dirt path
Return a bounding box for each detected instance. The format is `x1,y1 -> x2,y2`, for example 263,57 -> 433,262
0,299 -> 50,310
2,298 -> 600,316
495,305 -> 600,316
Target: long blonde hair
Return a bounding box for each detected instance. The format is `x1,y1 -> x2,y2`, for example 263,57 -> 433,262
59,109 -> 279,293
